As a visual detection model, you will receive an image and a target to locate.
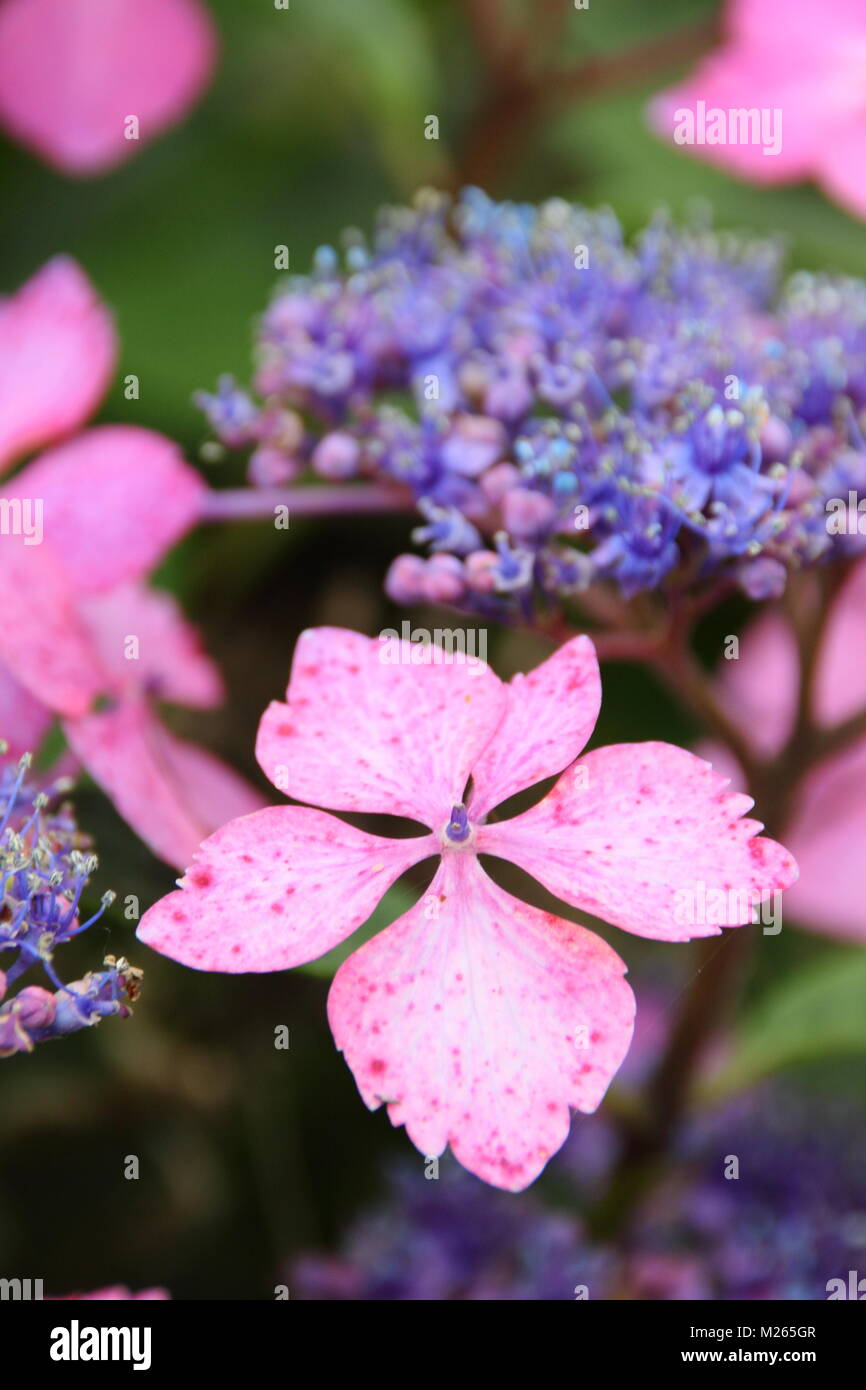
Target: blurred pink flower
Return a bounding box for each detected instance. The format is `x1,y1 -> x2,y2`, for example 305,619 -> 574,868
648,0 -> 866,219
52,1287 -> 169,1300
138,627 -> 796,1190
0,258 -> 262,866
712,559 -> 866,941
0,0 -> 217,176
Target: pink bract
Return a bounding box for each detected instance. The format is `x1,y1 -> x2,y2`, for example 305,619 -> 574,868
0,0 -> 217,176
0,258 -> 262,867
712,559 -> 866,941
138,627 -> 797,1191
0,258 -> 116,473
648,0 -> 866,219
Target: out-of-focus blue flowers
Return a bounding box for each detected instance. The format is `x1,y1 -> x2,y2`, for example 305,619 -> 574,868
289,1087 -> 866,1301
0,748 -> 142,1057
200,189 -> 866,616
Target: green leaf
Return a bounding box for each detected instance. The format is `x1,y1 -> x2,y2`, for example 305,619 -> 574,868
703,949 -> 866,1099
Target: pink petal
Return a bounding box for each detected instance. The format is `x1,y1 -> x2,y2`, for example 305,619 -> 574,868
80,582 -> 222,707
0,258 -> 115,472
0,0 -> 217,176
479,742 -> 798,941
0,665 -> 52,757
328,853 -> 635,1191
729,0 -> 866,45
702,733 -> 866,944
256,627 -> 507,827
468,635 -> 600,819
0,536 -> 103,715
648,52 -> 855,183
137,806 -> 434,971
717,560 -> 866,760
64,698 -> 264,868
150,727 -> 268,833
818,122 -> 866,228
781,738 -> 866,942
716,611 -> 797,760
52,1288 -> 169,1301
10,426 -> 206,594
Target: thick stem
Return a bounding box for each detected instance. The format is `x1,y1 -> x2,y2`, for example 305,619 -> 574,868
199,485 -> 413,522
453,10 -> 719,190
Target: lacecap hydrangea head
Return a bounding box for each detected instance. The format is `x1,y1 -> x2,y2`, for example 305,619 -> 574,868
199,188 -> 866,617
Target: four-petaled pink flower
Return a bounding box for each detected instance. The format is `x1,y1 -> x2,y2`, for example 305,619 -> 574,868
0,0 -> 217,177
648,0 -> 866,221
138,627 -> 797,1191
0,257 -> 262,866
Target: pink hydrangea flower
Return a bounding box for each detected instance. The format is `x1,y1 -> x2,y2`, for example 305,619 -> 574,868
0,0 -> 216,176
710,558 -> 866,941
0,259 -> 262,865
138,627 -> 797,1190
52,1287 -> 169,1300
648,0 -> 866,220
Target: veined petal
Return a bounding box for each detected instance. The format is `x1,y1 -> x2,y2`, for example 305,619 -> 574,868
479,742 -> 798,942
10,426 -> 206,593
0,0 -> 217,176
256,626 -> 507,826
137,805 -> 435,971
0,258 -> 115,472
328,853 -> 635,1192
468,635 -> 600,819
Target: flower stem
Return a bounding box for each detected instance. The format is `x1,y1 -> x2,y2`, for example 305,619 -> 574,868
199,485 -> 413,523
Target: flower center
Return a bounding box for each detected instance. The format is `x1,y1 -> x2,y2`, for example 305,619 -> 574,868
442,803 -> 473,848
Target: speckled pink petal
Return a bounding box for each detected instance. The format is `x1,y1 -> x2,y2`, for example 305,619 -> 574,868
256,627 -> 508,827
479,742 -> 798,942
80,582 -> 222,708
0,536 -> 103,715
10,426 -> 206,594
0,665 -> 52,758
0,0 -> 216,176
0,258 -> 115,472
137,805 -> 435,971
328,853 -> 634,1191
468,635 -> 600,819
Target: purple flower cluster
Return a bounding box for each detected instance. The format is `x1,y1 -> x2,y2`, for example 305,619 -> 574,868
289,1088 -> 866,1301
199,189 -> 866,613
0,749 -> 142,1057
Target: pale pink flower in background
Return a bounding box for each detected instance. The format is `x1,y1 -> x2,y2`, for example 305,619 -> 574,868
648,0 -> 866,219
0,0 -> 217,176
711,558 -> 866,942
138,627 -> 797,1190
52,1287 -> 170,1300
0,258 -> 262,866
